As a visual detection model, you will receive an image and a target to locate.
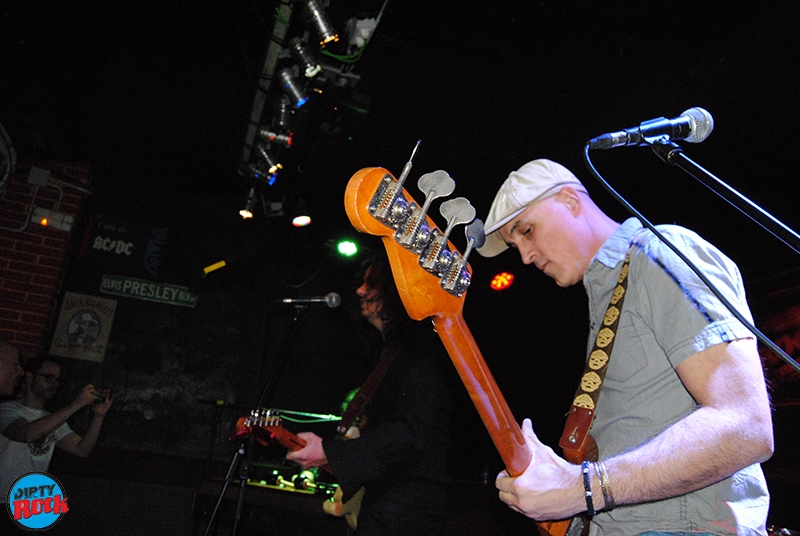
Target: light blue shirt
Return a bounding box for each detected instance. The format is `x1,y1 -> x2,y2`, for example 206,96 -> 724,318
584,218 -> 769,536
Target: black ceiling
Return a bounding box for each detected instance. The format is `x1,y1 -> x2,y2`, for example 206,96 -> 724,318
2,1 -> 800,286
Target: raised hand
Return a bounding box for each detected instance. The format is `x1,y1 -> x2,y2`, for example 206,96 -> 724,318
91,389 -> 115,416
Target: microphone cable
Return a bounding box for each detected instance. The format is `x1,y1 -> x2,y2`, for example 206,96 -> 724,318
582,143 -> 799,374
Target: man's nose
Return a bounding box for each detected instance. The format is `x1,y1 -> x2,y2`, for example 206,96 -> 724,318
519,245 -> 537,265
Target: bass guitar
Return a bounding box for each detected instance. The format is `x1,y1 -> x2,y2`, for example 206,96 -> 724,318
344,162 -> 593,536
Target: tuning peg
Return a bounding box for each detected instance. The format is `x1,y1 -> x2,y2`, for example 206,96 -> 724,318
440,197 -> 477,232
440,218 -> 485,297
463,218 -> 486,256
368,173 -> 410,229
419,197 -> 475,275
395,170 -> 455,253
368,140 -> 421,228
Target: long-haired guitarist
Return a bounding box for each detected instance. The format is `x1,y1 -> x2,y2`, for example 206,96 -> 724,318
479,159 -> 773,535
286,253 -> 455,536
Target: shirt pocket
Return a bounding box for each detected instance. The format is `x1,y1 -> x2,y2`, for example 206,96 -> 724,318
601,312 -> 650,384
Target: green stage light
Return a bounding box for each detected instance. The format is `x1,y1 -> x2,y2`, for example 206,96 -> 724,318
337,240 -> 358,257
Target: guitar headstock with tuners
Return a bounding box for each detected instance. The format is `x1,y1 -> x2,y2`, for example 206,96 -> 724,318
233,409 -> 307,452
344,143 -> 485,320
343,144 -> 533,475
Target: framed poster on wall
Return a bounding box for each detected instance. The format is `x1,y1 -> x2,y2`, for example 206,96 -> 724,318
49,292 -> 117,362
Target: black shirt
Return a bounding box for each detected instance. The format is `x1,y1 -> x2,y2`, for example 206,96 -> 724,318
324,321 -> 453,535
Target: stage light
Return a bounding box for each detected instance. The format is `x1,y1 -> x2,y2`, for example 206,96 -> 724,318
336,240 -> 358,257
257,127 -> 292,147
490,272 -> 514,291
275,95 -> 293,130
239,187 -> 257,219
245,163 -> 278,187
292,215 -> 311,227
288,37 -> 322,78
291,196 -> 311,227
303,0 -> 339,48
254,144 -> 283,174
277,68 -> 308,108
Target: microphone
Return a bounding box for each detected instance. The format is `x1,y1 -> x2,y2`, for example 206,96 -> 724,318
588,107 -> 714,149
281,292 -> 342,308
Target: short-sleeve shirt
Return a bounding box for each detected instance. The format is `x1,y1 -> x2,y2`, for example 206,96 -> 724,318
584,218 -> 769,536
0,401 -> 73,503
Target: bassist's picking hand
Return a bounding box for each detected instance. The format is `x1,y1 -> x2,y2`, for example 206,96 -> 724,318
285,432 -> 328,469
495,419 -> 584,521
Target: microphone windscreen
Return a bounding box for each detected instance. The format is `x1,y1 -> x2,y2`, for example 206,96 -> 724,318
326,292 -> 342,308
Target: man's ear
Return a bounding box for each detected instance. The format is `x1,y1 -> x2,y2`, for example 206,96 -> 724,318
556,186 -> 581,213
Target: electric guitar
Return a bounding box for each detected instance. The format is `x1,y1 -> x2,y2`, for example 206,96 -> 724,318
234,411 -> 322,466
344,164 -> 594,536
233,410 -> 365,530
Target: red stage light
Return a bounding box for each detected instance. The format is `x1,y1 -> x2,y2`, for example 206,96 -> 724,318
490,272 -> 514,290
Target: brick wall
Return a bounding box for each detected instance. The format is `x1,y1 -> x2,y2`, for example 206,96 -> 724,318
0,160 -> 91,361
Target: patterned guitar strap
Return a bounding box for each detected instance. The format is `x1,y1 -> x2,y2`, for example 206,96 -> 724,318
559,249 -> 632,536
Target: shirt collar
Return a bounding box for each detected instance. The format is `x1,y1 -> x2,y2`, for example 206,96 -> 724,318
590,217 -> 642,269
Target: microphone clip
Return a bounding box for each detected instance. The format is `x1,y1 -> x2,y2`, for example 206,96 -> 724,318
648,138 -> 684,164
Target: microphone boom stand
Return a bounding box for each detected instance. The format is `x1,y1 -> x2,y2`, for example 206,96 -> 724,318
647,140 -> 800,374
202,304 -> 310,536
650,139 -> 800,255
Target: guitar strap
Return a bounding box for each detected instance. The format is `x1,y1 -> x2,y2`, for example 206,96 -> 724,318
337,345 -> 397,435
558,248 -> 632,461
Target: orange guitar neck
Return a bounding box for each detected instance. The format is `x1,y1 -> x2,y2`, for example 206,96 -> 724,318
432,313 -> 571,536
432,313 -> 529,475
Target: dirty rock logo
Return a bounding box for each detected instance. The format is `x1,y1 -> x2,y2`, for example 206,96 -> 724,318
6,472 -> 68,530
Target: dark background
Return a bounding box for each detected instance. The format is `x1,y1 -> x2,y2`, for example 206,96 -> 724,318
2,0 -> 800,529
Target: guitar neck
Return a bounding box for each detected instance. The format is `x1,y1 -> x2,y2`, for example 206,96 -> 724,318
432,312 -> 530,476
433,312 -> 571,536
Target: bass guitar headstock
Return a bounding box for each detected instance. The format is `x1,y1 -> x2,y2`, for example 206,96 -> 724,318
344,142 -> 485,320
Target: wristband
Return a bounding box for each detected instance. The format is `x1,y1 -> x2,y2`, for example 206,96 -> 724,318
581,460 -> 595,516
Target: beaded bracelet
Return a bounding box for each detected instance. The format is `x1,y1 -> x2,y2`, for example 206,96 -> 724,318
581,460 -> 595,516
